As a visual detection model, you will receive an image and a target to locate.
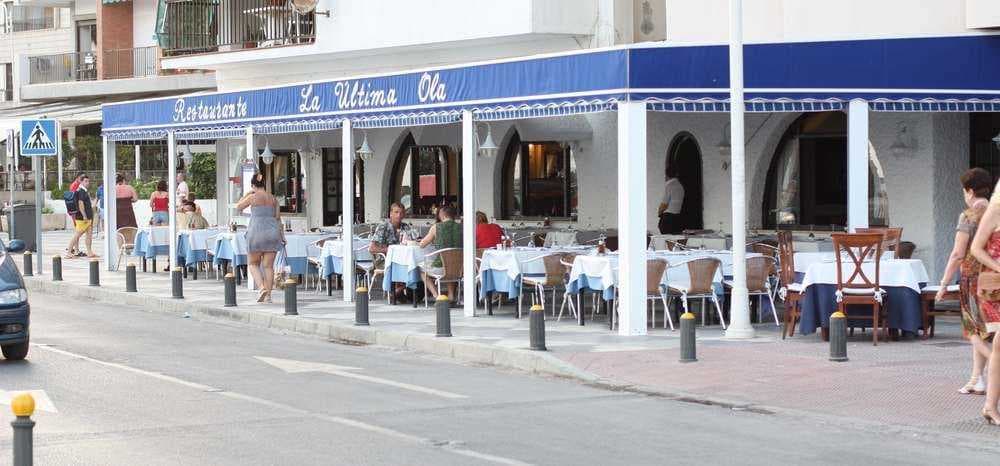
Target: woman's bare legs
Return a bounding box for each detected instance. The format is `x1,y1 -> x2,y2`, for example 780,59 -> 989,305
247,252 -> 265,301
260,252 -> 277,299
422,273 -> 440,299
972,334 -> 991,380
984,335 -> 1000,422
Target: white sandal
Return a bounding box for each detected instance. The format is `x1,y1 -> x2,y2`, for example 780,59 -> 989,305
960,376 -> 986,395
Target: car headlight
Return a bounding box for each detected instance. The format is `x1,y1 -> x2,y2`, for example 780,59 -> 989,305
0,289 -> 28,305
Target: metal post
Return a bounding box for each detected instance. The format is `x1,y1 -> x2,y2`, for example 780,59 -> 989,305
435,294 -> 452,337
354,286 -> 369,326
101,136 -> 117,271
224,273 -> 237,307
10,393 -> 35,466
284,278 -> 298,315
680,312 -> 697,362
529,304 -> 546,351
88,258 -> 99,286
725,0 -> 754,339
31,155 -> 41,275
21,251 -> 31,277
125,263 -> 137,292
829,311 -> 849,362
171,267 -> 183,299
51,255 -> 61,281
341,121 -> 355,302
167,132 -> 178,270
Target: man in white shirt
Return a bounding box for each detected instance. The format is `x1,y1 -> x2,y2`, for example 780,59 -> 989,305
657,166 -> 685,234
176,172 -> 190,205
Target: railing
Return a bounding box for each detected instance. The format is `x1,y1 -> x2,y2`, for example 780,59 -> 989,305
162,0 -> 315,57
27,52 -> 97,84
103,46 -> 160,80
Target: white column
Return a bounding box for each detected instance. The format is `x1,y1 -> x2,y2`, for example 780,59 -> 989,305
725,0 -> 754,339
341,120 -> 355,301
616,102 -> 648,336
101,136 -> 117,271
134,144 -> 141,181
167,131 -> 178,270
847,99 -> 870,232
462,111 -> 477,317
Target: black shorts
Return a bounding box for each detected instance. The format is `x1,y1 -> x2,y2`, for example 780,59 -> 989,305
658,212 -> 683,234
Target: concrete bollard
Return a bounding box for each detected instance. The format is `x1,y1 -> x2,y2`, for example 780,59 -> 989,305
284,278 -> 298,316
51,256 -> 62,281
88,259 -> 100,286
529,304 -> 546,351
355,287 -> 369,326
125,263 -> 137,292
171,267 -> 183,299
10,393 -> 35,466
435,294 -> 452,337
829,311 -> 849,362
224,273 -> 237,307
21,252 -> 32,277
679,312 -> 697,363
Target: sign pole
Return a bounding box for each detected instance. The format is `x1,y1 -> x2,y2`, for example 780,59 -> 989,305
33,155 -> 42,273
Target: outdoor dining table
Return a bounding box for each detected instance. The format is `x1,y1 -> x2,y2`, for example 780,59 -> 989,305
212,231 -> 327,287
317,237 -> 372,277
796,254 -> 929,335
478,245 -> 594,301
131,226 -> 172,271
381,244 -> 433,305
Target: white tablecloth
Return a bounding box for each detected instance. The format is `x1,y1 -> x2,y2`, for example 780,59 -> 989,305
185,228 -> 224,252
794,251 -> 894,274
319,238 -> 372,262
567,250 -> 759,292
385,244 -> 432,272
800,259 -> 928,293
479,246 -> 591,282
543,231 -> 578,247
141,226 -> 171,248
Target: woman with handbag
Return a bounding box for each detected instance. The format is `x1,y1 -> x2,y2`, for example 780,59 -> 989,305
236,173 -> 286,303
969,178 -> 1000,425
937,168 -> 992,395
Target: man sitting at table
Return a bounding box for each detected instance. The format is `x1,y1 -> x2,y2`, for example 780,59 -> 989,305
370,202 -> 414,300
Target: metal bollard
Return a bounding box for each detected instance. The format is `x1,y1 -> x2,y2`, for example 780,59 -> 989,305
679,312 -> 697,363
171,267 -> 183,299
10,393 -> 35,466
435,294 -> 452,337
284,278 -> 298,316
529,304 -> 546,351
88,259 -> 100,286
829,311 -> 849,362
22,252 -> 32,277
125,263 -> 137,292
355,287 -> 369,326
224,273 -> 237,307
51,256 -> 62,281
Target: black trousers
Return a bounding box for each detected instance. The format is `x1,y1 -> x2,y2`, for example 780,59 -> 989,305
658,212 -> 683,234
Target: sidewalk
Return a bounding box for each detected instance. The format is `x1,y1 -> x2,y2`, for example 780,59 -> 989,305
23,231 -> 991,438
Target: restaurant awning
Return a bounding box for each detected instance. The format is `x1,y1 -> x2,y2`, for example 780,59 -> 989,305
101,34 -> 1000,142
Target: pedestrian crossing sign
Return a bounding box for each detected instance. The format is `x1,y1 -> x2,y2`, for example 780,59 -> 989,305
20,119 -> 59,157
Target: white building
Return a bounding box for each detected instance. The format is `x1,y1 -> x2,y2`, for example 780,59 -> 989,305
100,0 -> 1000,335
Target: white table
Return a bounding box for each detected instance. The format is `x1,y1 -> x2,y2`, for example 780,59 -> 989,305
382,244 -> 433,290
477,246 -> 594,299
800,258 -> 927,292
317,237 -> 372,277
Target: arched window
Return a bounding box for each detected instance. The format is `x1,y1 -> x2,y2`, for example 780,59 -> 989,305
762,112 -> 888,229
388,133 -> 461,217
501,131 -> 578,219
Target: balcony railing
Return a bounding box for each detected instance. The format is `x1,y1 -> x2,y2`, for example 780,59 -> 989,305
103,46 -> 160,80
28,52 -> 97,85
162,0 -> 315,57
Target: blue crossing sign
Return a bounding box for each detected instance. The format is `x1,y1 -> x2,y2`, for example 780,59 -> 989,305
20,119 -> 59,157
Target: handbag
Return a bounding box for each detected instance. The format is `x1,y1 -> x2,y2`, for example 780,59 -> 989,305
978,271 -> 1000,302
273,246 -> 291,289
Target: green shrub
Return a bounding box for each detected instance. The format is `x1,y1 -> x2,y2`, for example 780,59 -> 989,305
188,152 -> 216,200
131,178 -> 159,199
41,206 -> 53,214
50,183 -> 66,202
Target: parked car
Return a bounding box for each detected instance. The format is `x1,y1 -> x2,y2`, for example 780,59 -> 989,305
0,239 -> 29,360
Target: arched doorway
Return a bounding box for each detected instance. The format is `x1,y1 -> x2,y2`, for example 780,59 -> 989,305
666,133 -> 704,231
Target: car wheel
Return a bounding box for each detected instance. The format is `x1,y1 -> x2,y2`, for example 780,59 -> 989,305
1,340 -> 28,360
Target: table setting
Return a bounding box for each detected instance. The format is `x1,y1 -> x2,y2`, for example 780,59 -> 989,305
478,245 -> 594,300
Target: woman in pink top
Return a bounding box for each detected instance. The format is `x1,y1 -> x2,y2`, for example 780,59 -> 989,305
115,173 -> 139,229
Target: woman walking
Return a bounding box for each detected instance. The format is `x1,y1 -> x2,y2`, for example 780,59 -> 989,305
149,180 -> 170,226
938,168 -> 992,395
236,173 -> 285,303
115,174 -> 138,229
969,178 -> 1000,425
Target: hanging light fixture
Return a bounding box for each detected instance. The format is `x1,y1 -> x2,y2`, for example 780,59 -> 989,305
356,131 -> 374,161
477,122 -> 498,158
181,142 -> 194,167
260,137 -> 275,165
993,132 -> 1000,151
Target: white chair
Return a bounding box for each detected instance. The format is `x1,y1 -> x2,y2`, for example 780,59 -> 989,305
667,257 -> 726,329
610,258 -> 674,330
556,255 -> 580,322
115,227 -> 138,271
421,248 -> 463,307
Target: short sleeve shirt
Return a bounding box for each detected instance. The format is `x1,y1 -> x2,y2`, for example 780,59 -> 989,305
74,188 -> 93,220
662,178 -> 685,214
177,181 -> 189,201
371,221 -> 413,247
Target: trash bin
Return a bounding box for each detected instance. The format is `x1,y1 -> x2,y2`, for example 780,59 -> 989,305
5,204 -> 35,252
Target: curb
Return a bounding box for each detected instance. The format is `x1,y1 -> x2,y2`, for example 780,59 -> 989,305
24,277 -> 601,384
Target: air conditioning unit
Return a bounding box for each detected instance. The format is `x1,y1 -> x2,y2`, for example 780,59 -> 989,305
968,0 -> 1000,29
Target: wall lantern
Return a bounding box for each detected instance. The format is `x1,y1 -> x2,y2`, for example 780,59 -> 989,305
992,132 -> 1000,151
260,137 -> 275,165
356,131 -> 374,161
180,143 -> 194,167
476,122 -> 499,158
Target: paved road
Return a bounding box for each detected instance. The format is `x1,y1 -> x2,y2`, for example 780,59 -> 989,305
1,294 -> 998,466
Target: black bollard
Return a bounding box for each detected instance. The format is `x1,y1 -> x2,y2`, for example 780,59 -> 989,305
680,312 -> 697,363
21,252 -> 32,277
355,287 -> 369,326
224,273 -> 237,307
51,255 -> 61,281
125,263 -> 137,292
10,393 -> 35,466
529,304 -> 546,351
171,267 -> 183,299
829,311 -> 849,362
435,294 -> 452,337
88,259 -> 100,286
284,278 -> 298,315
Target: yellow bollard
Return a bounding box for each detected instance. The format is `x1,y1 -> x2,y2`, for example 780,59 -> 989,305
11,393 -> 35,466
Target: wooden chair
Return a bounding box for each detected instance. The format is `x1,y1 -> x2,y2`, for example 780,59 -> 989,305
115,226 -> 138,271
520,254 -> 568,318
831,233 -> 887,345
855,227 -> 902,256
896,241 -> 916,260
666,257 -> 725,328
726,256 -> 779,326
777,231 -> 802,338
422,248 -> 463,307
920,284 -> 960,339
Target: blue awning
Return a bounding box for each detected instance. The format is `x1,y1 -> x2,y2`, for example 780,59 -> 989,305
102,34 -> 1000,141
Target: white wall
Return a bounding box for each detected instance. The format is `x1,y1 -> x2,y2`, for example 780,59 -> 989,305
132,0 -> 158,48
665,0 -> 980,43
